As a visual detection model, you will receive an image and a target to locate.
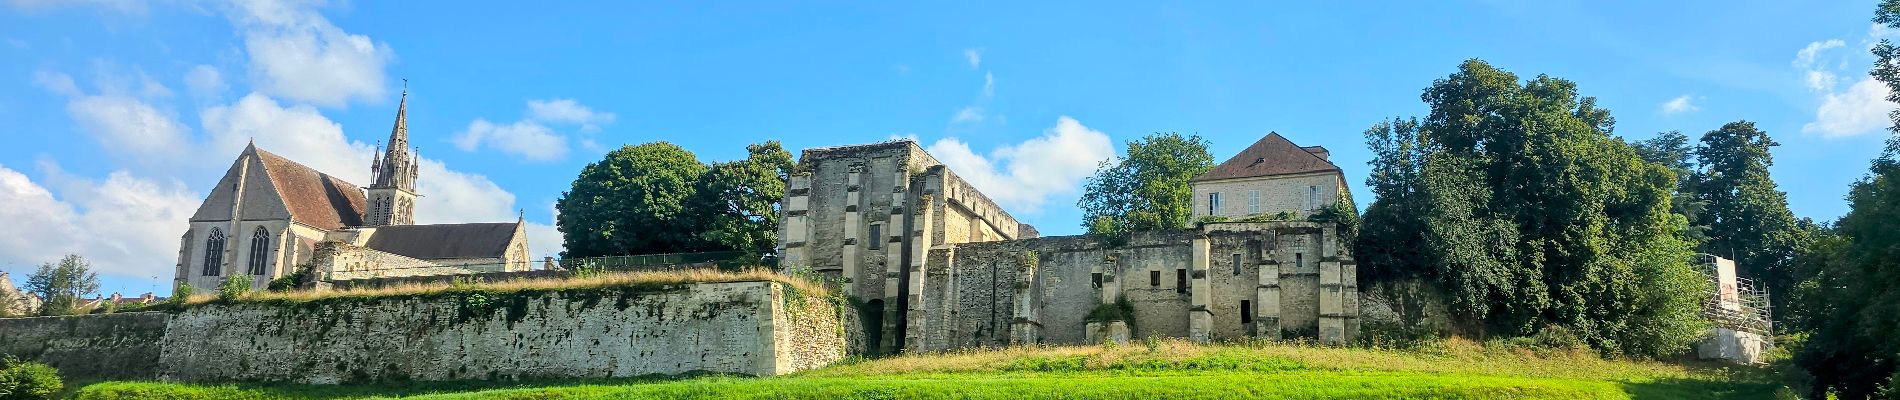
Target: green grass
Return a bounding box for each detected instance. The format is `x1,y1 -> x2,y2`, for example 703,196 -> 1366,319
70,339 -> 1781,400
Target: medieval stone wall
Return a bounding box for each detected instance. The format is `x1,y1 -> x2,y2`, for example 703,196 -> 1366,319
0,312 -> 169,380
0,281 -> 846,383
910,222 -> 1357,352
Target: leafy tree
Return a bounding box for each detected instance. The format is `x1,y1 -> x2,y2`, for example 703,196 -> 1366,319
1631,130 -> 1710,244
1078,133 -> 1214,237
693,141 -> 794,256
1692,121 -> 1802,318
24,255 -> 98,316
558,142 -> 714,258
1353,60 -> 1706,357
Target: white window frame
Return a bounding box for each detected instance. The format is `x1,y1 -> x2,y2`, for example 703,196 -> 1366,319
1208,192 -> 1222,215
1306,185 -> 1319,211
1247,190 -> 1261,214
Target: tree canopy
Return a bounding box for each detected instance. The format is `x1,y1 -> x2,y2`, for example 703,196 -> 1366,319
26,254 -> 98,316
1078,133 -> 1214,237
1353,59 -> 1706,357
557,141 -> 792,259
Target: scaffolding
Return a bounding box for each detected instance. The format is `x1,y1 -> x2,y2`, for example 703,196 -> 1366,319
1698,253 -> 1773,336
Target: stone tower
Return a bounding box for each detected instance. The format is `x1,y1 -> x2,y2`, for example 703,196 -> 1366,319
367,89 -> 419,226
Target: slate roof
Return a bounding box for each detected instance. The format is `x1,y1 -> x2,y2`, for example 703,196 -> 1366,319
364,222 -> 521,260
253,147 -> 369,229
1190,132 -> 1340,182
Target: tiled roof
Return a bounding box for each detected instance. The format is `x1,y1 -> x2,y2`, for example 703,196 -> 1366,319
254,147 -> 369,229
363,222 -> 521,260
1190,132 -> 1340,182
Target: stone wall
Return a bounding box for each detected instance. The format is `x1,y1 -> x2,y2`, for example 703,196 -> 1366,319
0,280 -> 847,383
0,312 -> 169,380
910,221 -> 1357,352
1191,172 -> 1345,220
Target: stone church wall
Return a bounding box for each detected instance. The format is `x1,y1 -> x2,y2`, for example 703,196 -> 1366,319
0,280 -> 847,383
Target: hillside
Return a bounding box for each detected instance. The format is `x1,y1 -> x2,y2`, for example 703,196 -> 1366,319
72,339 -> 1778,400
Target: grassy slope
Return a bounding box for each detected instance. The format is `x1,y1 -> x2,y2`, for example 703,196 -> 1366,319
72,339 -> 1777,400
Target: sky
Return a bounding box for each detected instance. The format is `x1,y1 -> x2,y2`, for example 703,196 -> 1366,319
1,0 -> 1894,296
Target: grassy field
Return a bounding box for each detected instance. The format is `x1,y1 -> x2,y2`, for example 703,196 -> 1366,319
70,339 -> 1781,400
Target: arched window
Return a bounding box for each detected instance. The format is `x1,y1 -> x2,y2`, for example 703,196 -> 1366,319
202,228 -> 225,276
248,227 -> 271,275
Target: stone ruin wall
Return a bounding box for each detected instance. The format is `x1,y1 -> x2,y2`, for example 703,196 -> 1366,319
912,222 -> 1358,352
0,280 -> 848,383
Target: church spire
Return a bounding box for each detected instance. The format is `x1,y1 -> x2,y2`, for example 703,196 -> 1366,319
366,84 -> 419,227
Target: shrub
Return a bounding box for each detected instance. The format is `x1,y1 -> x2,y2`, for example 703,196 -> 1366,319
217,275 -> 254,302
168,284 -> 194,307
0,357 -> 62,400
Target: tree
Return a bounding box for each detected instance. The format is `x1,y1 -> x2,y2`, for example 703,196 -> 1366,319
557,142 -> 713,258
1790,3 -> 1900,396
1692,121 -> 1801,318
693,141 -> 794,256
25,255 -> 98,316
1353,59 -> 1706,357
1632,131 -> 1710,244
1078,133 -> 1214,237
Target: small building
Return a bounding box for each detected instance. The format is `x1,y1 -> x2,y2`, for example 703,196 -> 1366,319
174,91 -> 531,292
1190,132 -> 1351,221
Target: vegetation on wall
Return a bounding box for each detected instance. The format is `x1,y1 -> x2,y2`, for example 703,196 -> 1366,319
1078,133 -> 1214,239
556,141 -> 794,259
24,254 -> 98,317
1351,59 -> 1707,358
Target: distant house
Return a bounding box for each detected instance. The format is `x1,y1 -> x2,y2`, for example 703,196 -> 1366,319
1190,132 -> 1351,221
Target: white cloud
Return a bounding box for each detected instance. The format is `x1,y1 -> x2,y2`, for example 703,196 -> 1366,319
223,0 -> 392,107
201,93 -> 376,182
33,70 -> 80,97
1794,39 -> 1844,70
67,95 -> 193,166
453,119 -> 569,162
1803,77 -> 1897,138
983,71 -> 995,97
952,107 -> 985,123
184,65 -> 225,98
0,163 -> 197,282
1660,95 -> 1699,115
922,116 -> 1115,212
1806,70 -> 1838,92
526,98 -> 616,131
963,48 -> 982,69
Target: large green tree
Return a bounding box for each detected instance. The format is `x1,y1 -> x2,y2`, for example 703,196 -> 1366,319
1354,60 -> 1706,357
1789,2 -> 1900,397
1077,133 -> 1214,237
1631,130 -> 1710,244
1692,121 -> 1801,316
693,141 -> 795,256
558,142 -> 713,257
26,254 -> 98,316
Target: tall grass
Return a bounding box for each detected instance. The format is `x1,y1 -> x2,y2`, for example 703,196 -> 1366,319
174,268 -> 828,307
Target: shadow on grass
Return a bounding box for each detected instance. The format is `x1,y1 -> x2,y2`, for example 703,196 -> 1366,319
1621,378 -> 1779,400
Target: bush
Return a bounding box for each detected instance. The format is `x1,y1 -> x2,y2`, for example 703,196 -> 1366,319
217,275 -> 254,302
0,357 -> 62,400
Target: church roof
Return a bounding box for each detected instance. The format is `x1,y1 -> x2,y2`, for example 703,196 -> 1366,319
363,222 -> 521,260
253,147 -> 370,229
1190,132 -> 1340,182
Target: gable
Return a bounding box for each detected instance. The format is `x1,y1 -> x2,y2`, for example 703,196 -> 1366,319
191,151 -> 292,222
191,146 -> 368,230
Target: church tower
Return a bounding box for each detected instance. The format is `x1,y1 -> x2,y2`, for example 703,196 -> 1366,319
366,89 -> 419,226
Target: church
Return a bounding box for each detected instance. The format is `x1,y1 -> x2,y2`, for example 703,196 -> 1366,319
174,91 -> 532,292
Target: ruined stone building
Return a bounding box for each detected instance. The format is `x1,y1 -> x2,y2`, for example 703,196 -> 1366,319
175,91 -> 531,291
778,134 -> 1358,354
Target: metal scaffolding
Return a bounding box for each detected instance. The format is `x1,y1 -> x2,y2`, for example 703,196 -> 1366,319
1698,253 -> 1773,336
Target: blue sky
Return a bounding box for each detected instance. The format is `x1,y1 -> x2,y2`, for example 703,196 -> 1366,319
1,1 -> 1893,296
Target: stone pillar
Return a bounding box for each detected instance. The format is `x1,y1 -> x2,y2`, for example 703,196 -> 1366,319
881,170 -> 908,303
779,174 -> 812,274
1009,251 -> 1040,345
841,165 -> 862,286
898,193 -> 935,353
1317,225 -> 1346,345
1188,234 -> 1213,343
1256,238 -> 1282,340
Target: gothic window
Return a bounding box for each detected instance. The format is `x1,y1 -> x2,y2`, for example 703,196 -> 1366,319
202,228 -> 225,276
248,227 -> 270,275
